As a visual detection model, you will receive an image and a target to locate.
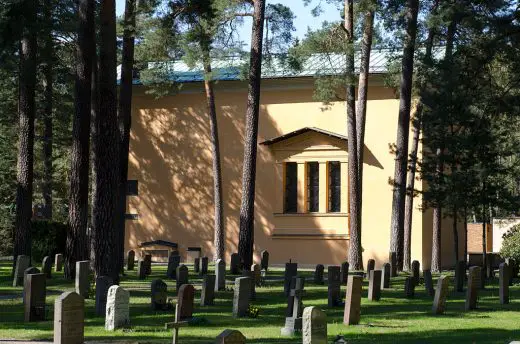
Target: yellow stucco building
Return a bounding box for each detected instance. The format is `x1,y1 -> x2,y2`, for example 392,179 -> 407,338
125,54 -> 465,269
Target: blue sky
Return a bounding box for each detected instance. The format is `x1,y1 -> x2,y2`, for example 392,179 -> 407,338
115,0 -> 341,46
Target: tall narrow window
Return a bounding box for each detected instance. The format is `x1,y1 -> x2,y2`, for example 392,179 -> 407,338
328,161 -> 341,212
284,162 -> 297,213
307,162 -> 319,212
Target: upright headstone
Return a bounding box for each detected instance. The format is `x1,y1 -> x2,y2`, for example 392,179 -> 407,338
151,279 -> 168,310
281,276 -> 305,336
284,262 -> 298,296
432,275 -> 450,314
486,254 -> 495,279
137,259 -> 146,279
54,254 -> 63,272
423,269 -> 435,297
465,266 -> 481,310
13,254 -> 30,287
215,259 -> 226,291
201,274 -> 216,306
42,256 -> 52,279
368,270 -> 382,301
177,284 -> 195,320
389,251 -> 397,277
343,275 -> 362,325
75,261 -> 90,298
23,267 -> 40,304
411,260 -> 420,285
404,276 -> 415,298
95,276 -> 113,316
381,263 -> 390,289
230,253 -> 240,274
232,277 -> 251,318
455,260 -> 466,292
176,265 -> 188,291
54,292 -> 84,344
261,250 -> 269,271
143,254 -> 152,275
215,329 -> 246,344
499,262 -> 509,305
127,250 -> 135,270
242,270 -> 256,300
340,261 -> 349,284
328,265 -> 342,307
302,306 -> 327,344
167,254 -> 181,279
200,256 -> 209,276
314,264 -> 324,285
251,263 -> 261,286
24,273 -> 46,321
366,259 -> 375,278
105,285 -> 130,330
194,257 -> 200,273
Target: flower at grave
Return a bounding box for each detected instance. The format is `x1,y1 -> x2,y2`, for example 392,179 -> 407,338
247,305 -> 260,318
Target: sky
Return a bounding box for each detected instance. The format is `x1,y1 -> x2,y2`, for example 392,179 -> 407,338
115,0 -> 342,47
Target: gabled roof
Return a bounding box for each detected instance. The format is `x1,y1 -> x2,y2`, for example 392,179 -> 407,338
260,127 -> 347,146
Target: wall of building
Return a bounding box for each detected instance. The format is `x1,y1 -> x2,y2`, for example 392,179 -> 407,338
492,218 -> 520,252
467,222 -> 492,253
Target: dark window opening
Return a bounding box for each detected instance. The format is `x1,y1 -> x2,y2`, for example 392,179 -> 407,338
307,162 -> 319,212
328,162 -> 341,212
284,162 -> 298,213
127,180 -> 138,196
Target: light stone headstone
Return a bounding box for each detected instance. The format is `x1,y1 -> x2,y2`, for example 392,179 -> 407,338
13,255 -> 30,287
381,263 -> 390,289
42,256 -> 52,279
177,284 -> 195,320
340,261 -> 349,285
105,285 -> 130,330
366,259 -> 375,278
151,279 -> 168,310
95,276 -> 113,316
75,261 -> 89,299
284,262 -> 298,296
432,275 -> 450,314
302,306 -> 327,344
230,253 -> 240,274
127,250 -> 135,270
251,263 -> 261,286
327,265 -> 341,307
167,254 -> 181,279
368,269 -> 382,301
424,269 -> 434,297
343,275 -> 362,325
24,272 -> 46,322
411,260 -> 420,285
215,329 -> 246,344
54,254 -> 63,272
465,266 -> 481,310
54,291 -> 84,344
215,259 -> 226,291
314,264 -> 324,285
261,250 -> 269,271
176,264 -> 188,291
232,277 -> 251,318
201,274 -> 216,306
500,262 -> 509,304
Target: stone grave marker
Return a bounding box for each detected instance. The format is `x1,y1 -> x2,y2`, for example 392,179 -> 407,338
176,264 -> 189,291
314,264 -> 324,285
340,261 -> 349,284
137,259 -> 146,279
167,254 -> 181,279
284,277 -> 297,316
23,267 -> 40,304
366,259 -> 375,278
232,277 -> 251,318
261,250 -> 269,271
95,276 -> 113,316
251,263 -> 261,286
54,254 -> 63,272
230,253 -> 240,274
381,263 -> 390,289
500,262 -> 509,304
328,265 -> 342,307
215,258 -> 226,291
368,269 -> 382,301
284,261 -> 298,296
242,270 -> 256,300
42,256 -> 52,279
200,256 -> 209,276
54,291 -> 84,344
215,329 -> 246,344
404,276 -> 415,298
465,266 -> 481,310
144,254 -> 152,275
75,261 -> 90,299
194,257 -> 200,273
424,269 -> 435,297
343,275 -> 362,325
281,276 -> 305,336
13,254 -> 30,287
302,306 -> 327,344
127,250 -> 135,270
411,260 -> 420,285
432,275 -> 450,314
201,274 -> 216,306
177,284 -> 195,320
151,279 -> 168,310
389,251 -> 397,277
24,272 -> 46,321
486,254 -> 495,279
105,285 -> 130,330
455,260 -> 466,292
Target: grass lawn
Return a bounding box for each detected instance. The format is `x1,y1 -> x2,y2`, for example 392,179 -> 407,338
1,261 -> 520,343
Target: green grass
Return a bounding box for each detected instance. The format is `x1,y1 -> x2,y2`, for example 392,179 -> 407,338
1,261 -> 520,343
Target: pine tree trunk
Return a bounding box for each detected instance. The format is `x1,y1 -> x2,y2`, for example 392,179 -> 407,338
431,148 -> 443,273
14,0 -> 37,272
116,0 -> 136,275
482,203 -> 487,276
65,0 -> 94,280
92,0 -> 119,281
389,0 -> 419,272
452,207 -> 459,264
202,49 -> 225,262
237,0 -> 266,271
463,206 -> 468,264
89,44 -> 99,269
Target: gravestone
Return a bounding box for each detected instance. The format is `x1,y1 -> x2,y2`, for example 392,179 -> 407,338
167,254 -> 181,279
251,263 -> 261,286
368,269 -> 382,301
194,257 -> 200,273
366,259 -> 375,278
328,265 -> 342,307
200,256 -> 209,276
176,265 -> 189,291
230,253 -> 240,274
455,260 -> 466,292
232,277 -> 251,318
381,263 -> 390,289
177,284 -> 195,320
424,269 -> 435,297
303,306 -> 327,344
13,254 -> 30,287
499,262 -> 509,304
465,266 -> 481,310
261,250 -> 269,271
285,277 -> 297,316
151,279 -> 168,310
389,251 -> 397,277
411,260 -> 420,285
127,250 -> 135,270
42,256 -> 52,279
215,329 -> 246,344
215,259 -> 226,291
284,262 -> 298,296
242,270 -> 256,300
23,267 -> 40,304
54,254 -> 63,272
54,292 -> 84,344
201,274 -> 216,306
486,254 -> 495,279
144,254 -> 152,275
340,261 -> 349,285
432,275 -> 450,314
75,261 -> 90,298
404,276 -> 415,298
24,273 -> 46,321
281,276 -> 305,336
343,275 -> 362,325
314,264 -> 324,285
105,285 -> 130,330
95,276 -> 113,316
137,259 -> 146,279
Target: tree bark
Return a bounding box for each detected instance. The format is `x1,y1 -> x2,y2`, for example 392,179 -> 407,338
463,206 -> 468,264
65,0 -> 94,280
452,207 -> 459,264
92,0 -> 120,281
389,0 -> 419,272
116,0 -> 136,275
14,0 -> 37,271
89,40 -> 99,269
237,0 -> 266,271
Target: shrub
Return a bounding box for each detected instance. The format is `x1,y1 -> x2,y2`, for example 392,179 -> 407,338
500,224 -> 520,262
31,220 -> 68,262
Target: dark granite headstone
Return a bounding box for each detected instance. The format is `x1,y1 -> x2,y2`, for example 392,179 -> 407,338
177,284 -> 195,320
424,269 -> 434,297
314,264 -> 324,285
176,264 -> 188,291
54,254 -> 63,272
194,257 -> 200,273
215,329 -> 246,344
137,259 -> 146,280
261,250 -> 269,271
95,276 -> 113,316
411,260 -> 420,285
340,261 -> 349,284
167,254 -> 181,279
404,276 -> 415,298
230,253 -> 240,274
151,279 -> 168,310
200,256 -> 209,276
144,254 -> 152,275
201,274 -> 216,306
232,277 -> 251,318
327,266 -> 342,307
343,275 -> 362,325
455,260 -> 466,292
127,250 -> 135,270
465,266 -> 481,310
24,273 -> 46,322
42,256 -> 52,279
499,262 -> 509,304
389,252 -> 397,277
75,261 -> 90,298
281,276 -> 305,336
381,263 -> 390,289
284,262 -> 298,296
368,270 -> 381,301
